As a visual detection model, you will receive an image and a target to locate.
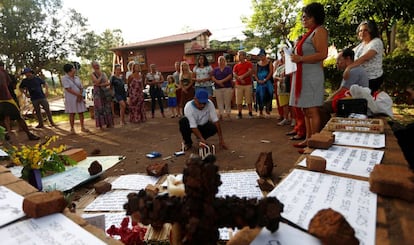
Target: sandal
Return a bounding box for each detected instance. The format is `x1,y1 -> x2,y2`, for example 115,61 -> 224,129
285,131 -> 297,136
293,141 -> 307,148
290,135 -> 305,141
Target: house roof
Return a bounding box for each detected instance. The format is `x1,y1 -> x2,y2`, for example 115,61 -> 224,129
111,29 -> 211,51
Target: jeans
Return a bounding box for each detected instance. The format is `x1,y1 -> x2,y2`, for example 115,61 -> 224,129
149,87 -> 164,114
32,98 -> 54,126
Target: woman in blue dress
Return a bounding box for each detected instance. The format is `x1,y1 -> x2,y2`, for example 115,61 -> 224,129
254,49 -> 274,117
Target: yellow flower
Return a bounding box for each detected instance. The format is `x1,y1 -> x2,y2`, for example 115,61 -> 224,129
5,135 -> 71,176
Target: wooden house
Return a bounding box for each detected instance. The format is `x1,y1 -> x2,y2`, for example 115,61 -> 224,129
110,29 -> 234,77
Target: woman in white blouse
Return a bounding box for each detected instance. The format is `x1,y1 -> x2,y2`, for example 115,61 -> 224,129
344,20 -> 384,95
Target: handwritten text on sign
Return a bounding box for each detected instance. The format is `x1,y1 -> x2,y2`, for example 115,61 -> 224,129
298,145 -> 384,178
268,169 -> 377,245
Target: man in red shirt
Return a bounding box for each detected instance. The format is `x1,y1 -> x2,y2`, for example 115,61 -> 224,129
0,61 -> 39,141
233,51 -> 254,119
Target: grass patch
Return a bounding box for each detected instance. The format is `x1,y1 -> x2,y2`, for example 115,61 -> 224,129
25,111 -> 91,125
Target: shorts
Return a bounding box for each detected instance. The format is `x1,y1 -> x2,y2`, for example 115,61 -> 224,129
115,94 -> 127,103
235,84 -> 253,105
0,101 -> 22,121
168,97 -> 177,107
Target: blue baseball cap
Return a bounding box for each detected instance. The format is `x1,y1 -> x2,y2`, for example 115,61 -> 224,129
195,89 -> 209,103
21,67 -> 34,74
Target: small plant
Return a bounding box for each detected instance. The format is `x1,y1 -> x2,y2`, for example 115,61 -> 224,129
6,135 -> 76,179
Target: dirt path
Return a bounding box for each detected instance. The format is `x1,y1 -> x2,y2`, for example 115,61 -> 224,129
4,109 -> 302,198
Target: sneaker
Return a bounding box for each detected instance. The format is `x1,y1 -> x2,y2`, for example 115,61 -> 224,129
28,133 -> 40,141
277,119 -> 289,126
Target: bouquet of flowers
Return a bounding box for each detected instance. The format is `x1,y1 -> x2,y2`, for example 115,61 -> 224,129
7,135 -> 76,180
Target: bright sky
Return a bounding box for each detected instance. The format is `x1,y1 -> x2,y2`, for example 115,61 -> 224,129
63,0 -> 253,44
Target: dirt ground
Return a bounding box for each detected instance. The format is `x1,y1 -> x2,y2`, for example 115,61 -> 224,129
4,107 -> 303,199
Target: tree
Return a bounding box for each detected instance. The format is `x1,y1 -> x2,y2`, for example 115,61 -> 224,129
242,0 -> 300,53
75,29 -> 124,84
326,0 -> 414,54
0,0 -> 88,74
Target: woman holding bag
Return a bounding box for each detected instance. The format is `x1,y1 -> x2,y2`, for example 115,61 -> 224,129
91,61 -> 114,130
62,63 -> 90,134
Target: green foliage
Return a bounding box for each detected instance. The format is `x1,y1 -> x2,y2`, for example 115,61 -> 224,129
74,29 -> 125,84
382,53 -> 414,103
0,0 -> 88,72
242,0 -> 300,53
323,57 -> 342,92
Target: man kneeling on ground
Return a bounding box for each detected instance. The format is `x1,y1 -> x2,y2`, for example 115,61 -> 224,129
179,89 -> 227,151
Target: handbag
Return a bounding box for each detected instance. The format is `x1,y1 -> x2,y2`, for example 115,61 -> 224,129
100,86 -> 113,99
337,98 -> 367,117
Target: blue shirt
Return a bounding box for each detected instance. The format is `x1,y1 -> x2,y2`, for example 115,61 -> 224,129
19,77 -> 46,101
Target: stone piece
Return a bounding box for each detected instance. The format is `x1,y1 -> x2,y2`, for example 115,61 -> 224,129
23,191 -> 66,218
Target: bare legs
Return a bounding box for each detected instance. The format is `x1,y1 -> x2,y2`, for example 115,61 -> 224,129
303,106 -> 321,141
119,100 -> 126,125
69,112 -> 88,134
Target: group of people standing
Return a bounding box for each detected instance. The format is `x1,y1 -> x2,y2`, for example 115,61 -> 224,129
2,2 -> 384,150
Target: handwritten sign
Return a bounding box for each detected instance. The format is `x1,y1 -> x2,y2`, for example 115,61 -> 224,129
82,212 -> 128,234
84,190 -> 132,212
42,167 -> 99,192
333,132 -> 385,148
298,145 -> 384,178
111,174 -> 159,191
0,213 -> 106,244
0,186 -> 25,227
41,156 -> 122,191
217,171 -> 263,198
268,169 -> 377,245
251,224 -> 322,245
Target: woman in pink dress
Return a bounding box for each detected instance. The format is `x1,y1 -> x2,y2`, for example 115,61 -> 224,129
127,63 -> 146,123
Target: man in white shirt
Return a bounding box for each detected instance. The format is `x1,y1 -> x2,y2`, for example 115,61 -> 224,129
179,89 -> 227,151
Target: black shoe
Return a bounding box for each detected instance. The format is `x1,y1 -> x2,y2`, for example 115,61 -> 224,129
286,131 -> 297,136
35,124 -> 44,128
28,133 -> 40,141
